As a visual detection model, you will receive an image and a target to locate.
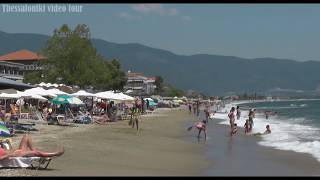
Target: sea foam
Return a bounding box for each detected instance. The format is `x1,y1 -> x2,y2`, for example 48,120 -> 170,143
215,101 -> 320,162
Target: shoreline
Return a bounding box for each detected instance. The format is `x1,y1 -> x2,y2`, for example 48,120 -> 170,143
203,115 -> 320,176
1,105 -> 320,176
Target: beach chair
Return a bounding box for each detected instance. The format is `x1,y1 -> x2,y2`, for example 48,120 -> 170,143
0,139 -> 53,170
0,157 -> 52,170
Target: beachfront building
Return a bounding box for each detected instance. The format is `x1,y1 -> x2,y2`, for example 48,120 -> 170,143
0,61 -> 24,82
0,49 -> 46,72
124,71 -> 156,96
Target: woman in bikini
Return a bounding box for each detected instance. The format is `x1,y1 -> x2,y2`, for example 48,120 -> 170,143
0,134 -> 64,160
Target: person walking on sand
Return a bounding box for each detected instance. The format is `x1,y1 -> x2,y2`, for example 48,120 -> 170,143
196,101 -> 200,116
188,103 -> 192,114
193,103 -> 197,115
129,106 -> 140,131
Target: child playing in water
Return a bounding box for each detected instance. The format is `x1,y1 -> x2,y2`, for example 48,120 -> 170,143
254,125 -> 271,136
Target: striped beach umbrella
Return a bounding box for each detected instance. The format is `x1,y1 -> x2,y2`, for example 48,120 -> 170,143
0,122 -> 11,137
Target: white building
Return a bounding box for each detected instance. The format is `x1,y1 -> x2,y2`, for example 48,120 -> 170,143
124,71 -> 156,95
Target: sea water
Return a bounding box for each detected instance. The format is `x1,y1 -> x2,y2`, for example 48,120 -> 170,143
215,99 -> 320,162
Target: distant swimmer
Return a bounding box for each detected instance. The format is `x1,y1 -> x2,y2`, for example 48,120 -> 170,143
248,108 -> 255,131
265,111 -> 270,119
254,125 -> 271,136
187,120 -> 207,140
236,106 -> 241,120
228,107 -> 236,127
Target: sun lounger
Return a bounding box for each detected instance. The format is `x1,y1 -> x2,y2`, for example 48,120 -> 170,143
0,157 -> 52,169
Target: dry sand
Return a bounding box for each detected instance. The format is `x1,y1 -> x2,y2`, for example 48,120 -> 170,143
0,108 -> 209,176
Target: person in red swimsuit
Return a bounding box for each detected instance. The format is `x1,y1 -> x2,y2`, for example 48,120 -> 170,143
195,120 -> 207,140
0,134 -> 64,160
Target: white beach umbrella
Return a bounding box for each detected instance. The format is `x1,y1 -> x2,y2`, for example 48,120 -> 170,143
17,91 -> 47,101
95,91 -> 123,101
71,90 -> 96,97
46,88 -> 69,95
118,93 -> 134,101
0,93 -> 20,99
24,87 -> 57,97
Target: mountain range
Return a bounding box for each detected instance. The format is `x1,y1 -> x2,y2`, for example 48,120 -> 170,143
1,30 -> 320,96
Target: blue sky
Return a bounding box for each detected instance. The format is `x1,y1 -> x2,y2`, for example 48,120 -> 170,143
1,4 -> 320,61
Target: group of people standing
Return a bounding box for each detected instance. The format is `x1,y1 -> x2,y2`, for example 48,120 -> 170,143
228,106 -> 271,137
188,101 -> 200,117
228,106 -> 242,137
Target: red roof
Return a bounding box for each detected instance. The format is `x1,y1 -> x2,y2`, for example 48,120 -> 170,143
0,50 -> 46,61
127,72 -> 145,77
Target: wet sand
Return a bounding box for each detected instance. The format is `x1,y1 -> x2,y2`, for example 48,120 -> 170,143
0,108 -> 209,176
203,118 -> 320,176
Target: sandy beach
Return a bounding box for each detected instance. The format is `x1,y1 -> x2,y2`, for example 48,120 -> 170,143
0,107 -> 209,176
1,106 -> 320,176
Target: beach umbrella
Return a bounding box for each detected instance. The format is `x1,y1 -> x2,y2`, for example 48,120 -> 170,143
67,96 -> 84,105
95,91 -> 123,101
24,87 -> 57,97
0,122 -> 11,137
0,93 -> 20,99
50,95 -> 84,105
46,88 -> 69,95
71,90 -> 96,97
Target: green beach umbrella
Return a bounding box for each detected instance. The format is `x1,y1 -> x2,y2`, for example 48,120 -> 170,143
50,95 -> 84,105
0,122 -> 11,137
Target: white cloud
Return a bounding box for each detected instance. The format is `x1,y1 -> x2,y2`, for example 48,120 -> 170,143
131,4 -> 179,16
182,15 -> 192,21
116,12 -> 141,20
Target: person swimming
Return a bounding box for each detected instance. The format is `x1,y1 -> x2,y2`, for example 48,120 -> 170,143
254,125 -> 271,136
